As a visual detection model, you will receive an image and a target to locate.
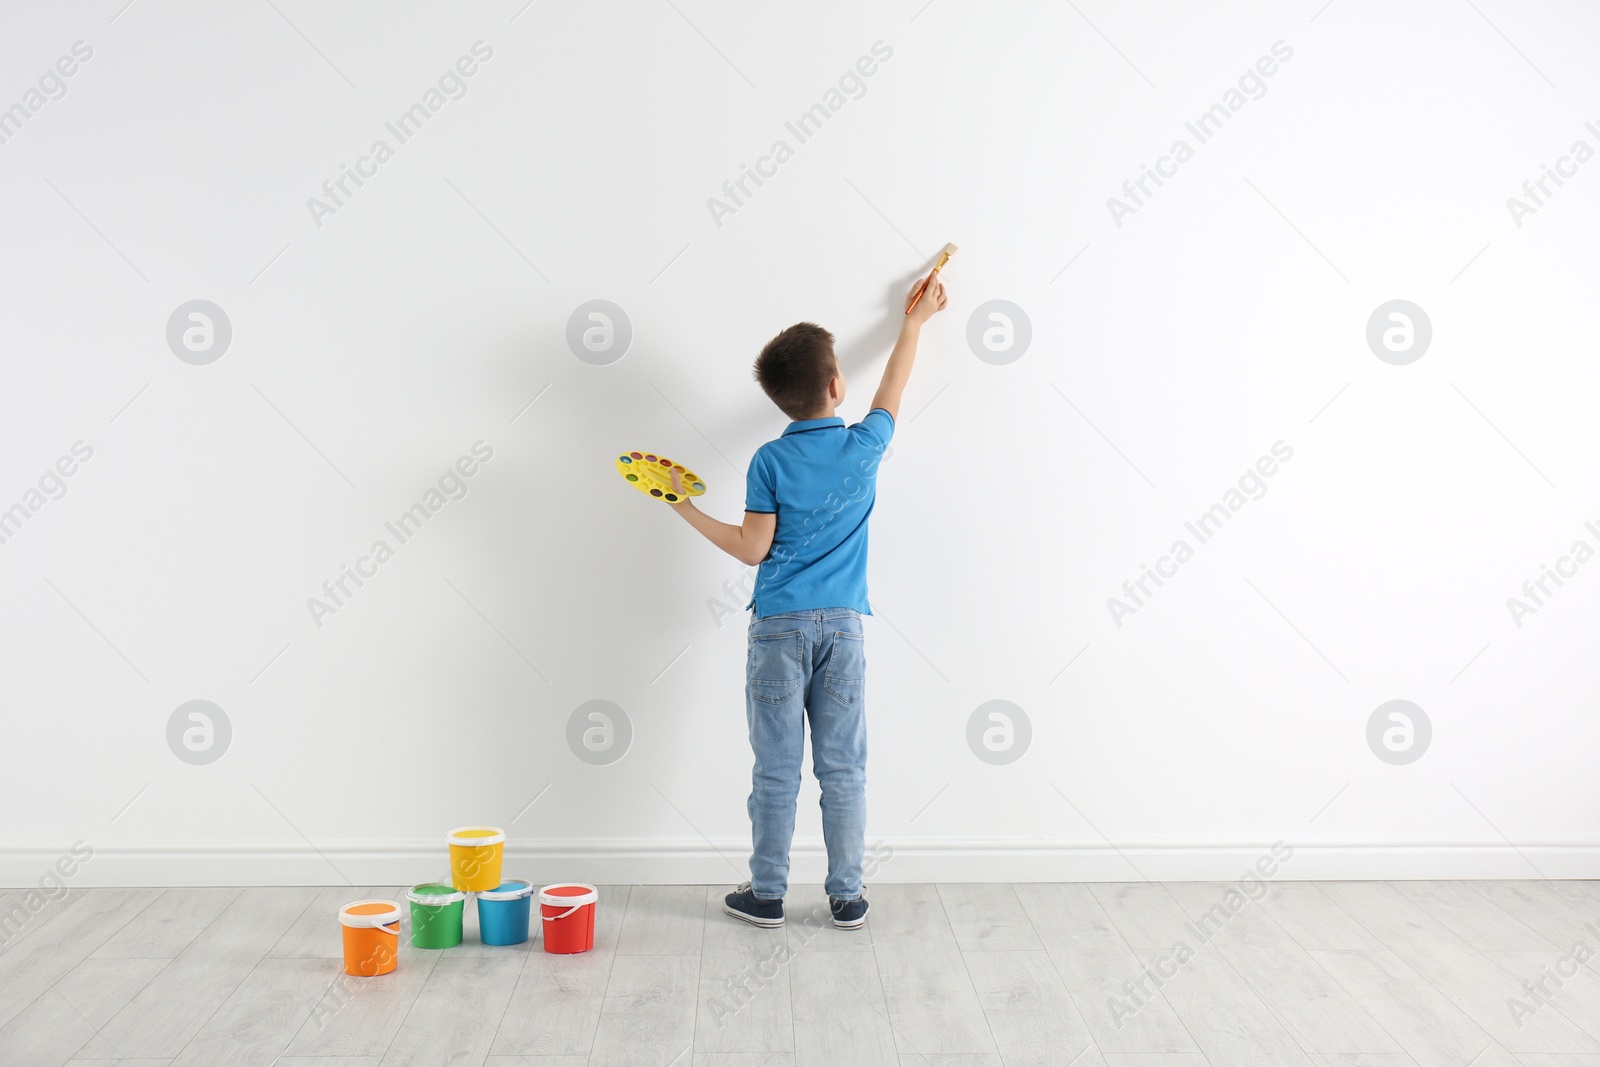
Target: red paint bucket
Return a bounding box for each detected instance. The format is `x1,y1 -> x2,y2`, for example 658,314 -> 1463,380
539,883 -> 598,954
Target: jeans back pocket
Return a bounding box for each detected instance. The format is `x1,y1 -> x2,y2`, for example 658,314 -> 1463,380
822,631 -> 865,704
748,630 -> 804,704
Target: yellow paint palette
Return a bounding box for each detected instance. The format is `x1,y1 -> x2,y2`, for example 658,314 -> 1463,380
616,451 -> 706,503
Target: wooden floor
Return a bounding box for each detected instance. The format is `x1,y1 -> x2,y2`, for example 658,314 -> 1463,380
0,880 -> 1597,1066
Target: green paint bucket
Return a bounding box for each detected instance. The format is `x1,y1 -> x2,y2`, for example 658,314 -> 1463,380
408,883 -> 464,949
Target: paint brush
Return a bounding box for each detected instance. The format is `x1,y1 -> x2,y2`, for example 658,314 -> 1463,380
905,242 -> 957,315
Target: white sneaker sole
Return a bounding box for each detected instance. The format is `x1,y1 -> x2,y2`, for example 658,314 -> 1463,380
723,902 -> 785,928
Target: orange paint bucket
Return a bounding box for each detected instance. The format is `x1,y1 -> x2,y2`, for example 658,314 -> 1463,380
338,899 -> 401,976
447,826 -> 505,892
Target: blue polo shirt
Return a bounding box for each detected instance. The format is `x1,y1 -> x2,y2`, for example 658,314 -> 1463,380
745,408 -> 894,618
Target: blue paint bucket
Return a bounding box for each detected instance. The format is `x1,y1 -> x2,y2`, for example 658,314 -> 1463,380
477,879 -> 534,945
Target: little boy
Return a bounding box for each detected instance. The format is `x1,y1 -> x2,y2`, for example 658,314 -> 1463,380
665,275 -> 948,929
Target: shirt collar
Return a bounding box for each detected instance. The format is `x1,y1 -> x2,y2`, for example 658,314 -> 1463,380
782,416 -> 844,436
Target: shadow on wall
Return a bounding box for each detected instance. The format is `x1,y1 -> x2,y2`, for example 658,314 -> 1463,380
723,266 -> 931,446
835,270 -> 931,387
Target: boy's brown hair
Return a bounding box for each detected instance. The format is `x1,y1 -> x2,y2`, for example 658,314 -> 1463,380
754,322 -> 836,420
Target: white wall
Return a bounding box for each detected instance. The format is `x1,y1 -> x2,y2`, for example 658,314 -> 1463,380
3,0 -> 1597,889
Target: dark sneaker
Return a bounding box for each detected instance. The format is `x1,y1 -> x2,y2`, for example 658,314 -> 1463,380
829,895 -> 869,929
724,882 -> 784,928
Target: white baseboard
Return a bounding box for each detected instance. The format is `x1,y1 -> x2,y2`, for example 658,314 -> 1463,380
3,837 -> 1598,888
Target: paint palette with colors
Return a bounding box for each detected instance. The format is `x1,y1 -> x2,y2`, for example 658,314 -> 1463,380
615,452 -> 705,503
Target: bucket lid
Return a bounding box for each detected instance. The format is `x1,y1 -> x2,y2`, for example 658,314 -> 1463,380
538,882 -> 598,907
408,883 -> 465,905
447,826 -> 506,848
339,899 -> 402,928
479,879 -> 535,902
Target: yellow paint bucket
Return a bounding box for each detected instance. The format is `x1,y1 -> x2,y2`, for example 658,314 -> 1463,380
447,826 -> 505,892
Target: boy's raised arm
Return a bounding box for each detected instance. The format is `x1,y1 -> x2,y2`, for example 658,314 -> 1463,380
870,276 -> 948,421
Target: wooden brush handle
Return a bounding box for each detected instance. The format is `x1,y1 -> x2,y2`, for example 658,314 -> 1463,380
905,268 -> 939,314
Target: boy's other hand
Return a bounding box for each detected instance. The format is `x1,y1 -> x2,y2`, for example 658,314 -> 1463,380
668,468 -> 688,503
907,275 -> 948,325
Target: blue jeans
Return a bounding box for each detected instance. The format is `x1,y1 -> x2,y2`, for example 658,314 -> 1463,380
745,608 -> 867,901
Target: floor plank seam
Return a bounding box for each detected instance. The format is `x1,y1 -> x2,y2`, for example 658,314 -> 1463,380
939,883 -> 1008,1060
1208,884 -> 1412,1062
41,888 -> 167,1063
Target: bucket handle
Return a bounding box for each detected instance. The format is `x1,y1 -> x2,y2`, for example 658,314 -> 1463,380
542,905 -> 581,922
